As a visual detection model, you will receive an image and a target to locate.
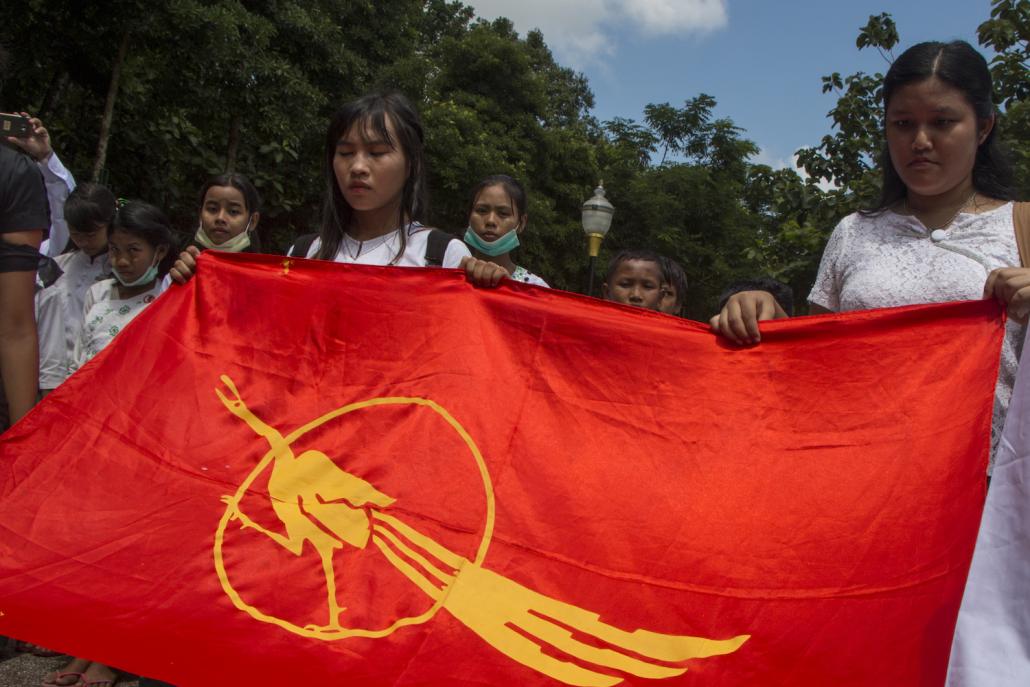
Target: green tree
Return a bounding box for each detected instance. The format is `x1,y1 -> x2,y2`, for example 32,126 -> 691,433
978,0 -> 1030,196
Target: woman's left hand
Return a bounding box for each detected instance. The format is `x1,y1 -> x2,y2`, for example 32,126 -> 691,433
984,267 -> 1030,324
461,256 -> 509,288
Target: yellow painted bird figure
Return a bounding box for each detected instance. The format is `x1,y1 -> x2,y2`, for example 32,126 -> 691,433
217,375 -> 394,631
215,376 -> 750,687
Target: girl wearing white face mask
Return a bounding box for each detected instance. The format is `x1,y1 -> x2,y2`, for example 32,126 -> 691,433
191,173 -> 262,254
464,175 -> 548,287
70,201 -> 176,373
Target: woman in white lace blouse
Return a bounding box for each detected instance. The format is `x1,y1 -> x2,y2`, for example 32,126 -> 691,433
710,40 -> 1026,461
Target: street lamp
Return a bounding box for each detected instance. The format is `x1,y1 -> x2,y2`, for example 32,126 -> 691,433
581,182 -> 614,297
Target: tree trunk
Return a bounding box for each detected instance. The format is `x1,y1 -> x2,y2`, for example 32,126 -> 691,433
226,113 -> 242,173
91,30 -> 131,182
39,70 -> 69,120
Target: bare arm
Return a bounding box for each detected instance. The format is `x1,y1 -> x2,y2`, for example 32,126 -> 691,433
0,230 -> 43,423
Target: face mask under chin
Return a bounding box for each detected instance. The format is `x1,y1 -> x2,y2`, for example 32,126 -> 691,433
464,227 -> 520,256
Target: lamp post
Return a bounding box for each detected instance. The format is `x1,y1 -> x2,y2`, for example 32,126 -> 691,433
581,182 -> 615,297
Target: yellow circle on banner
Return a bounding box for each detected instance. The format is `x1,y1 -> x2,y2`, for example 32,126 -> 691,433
212,396 -> 495,640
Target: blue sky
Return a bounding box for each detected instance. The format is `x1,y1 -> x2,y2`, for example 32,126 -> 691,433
469,0 -> 993,173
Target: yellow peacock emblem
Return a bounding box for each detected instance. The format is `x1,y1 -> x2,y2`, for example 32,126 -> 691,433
213,375 -> 748,687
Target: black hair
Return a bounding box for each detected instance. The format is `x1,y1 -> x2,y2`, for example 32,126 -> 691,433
717,277 -> 794,316
867,40 -> 1015,213
198,172 -> 262,216
658,256 -> 688,316
467,174 -> 528,221
318,92 -> 428,262
64,183 -> 117,250
111,201 -> 179,277
605,249 -> 664,285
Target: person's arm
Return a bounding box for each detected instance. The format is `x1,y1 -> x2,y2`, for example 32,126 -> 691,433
7,115 -> 75,257
37,152 -> 75,257
0,146 -> 48,424
712,219 -> 848,345
35,286 -> 65,393
68,282 -> 101,375
0,239 -> 41,424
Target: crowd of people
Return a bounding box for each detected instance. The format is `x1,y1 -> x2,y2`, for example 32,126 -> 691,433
0,36 -> 1027,686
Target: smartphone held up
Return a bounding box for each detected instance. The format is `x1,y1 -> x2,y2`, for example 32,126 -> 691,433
0,113 -> 32,138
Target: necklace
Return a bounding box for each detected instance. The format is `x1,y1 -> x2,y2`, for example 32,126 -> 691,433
342,230 -> 396,259
905,191 -> 977,232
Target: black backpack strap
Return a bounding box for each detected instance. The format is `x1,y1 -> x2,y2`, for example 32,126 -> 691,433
287,233 -> 318,258
37,255 -> 64,288
424,228 -> 456,267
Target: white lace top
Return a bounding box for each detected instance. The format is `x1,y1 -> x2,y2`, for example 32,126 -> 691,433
809,202 -> 1023,467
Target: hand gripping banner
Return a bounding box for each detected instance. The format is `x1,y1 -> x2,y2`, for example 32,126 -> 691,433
0,252 -> 1003,686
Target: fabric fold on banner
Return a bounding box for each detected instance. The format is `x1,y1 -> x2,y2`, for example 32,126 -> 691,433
0,252 -> 1004,687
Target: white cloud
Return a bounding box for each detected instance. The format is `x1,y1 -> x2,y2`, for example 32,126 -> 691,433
754,149 -> 838,192
753,148 -> 795,172
621,0 -> 727,33
468,0 -> 728,68
791,154 -> 838,193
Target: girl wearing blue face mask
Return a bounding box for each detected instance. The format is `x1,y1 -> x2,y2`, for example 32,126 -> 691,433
464,175 -> 548,287
70,201 -> 176,373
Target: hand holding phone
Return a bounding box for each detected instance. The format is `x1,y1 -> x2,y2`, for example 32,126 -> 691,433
3,113 -> 53,161
0,113 -> 32,138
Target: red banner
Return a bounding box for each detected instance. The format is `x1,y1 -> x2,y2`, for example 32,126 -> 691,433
0,252 -> 1002,686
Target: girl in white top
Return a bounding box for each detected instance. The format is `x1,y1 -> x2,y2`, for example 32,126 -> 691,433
49,201 -> 174,687
36,183 -> 114,395
171,92 -> 506,285
70,201 -> 174,374
463,175 -> 549,287
711,40 -> 1028,462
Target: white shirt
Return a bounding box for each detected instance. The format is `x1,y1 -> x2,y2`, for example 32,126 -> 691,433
36,251 -> 111,388
71,278 -> 166,372
809,202 -> 1023,465
300,226 -> 470,268
37,152 -> 76,257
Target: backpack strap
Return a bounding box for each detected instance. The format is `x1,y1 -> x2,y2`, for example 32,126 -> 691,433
37,255 -> 64,289
287,233 -> 318,258
424,228 -> 456,267
1015,202 -> 1030,268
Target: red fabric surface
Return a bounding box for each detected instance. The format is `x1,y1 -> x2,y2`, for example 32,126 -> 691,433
0,251 -> 1003,686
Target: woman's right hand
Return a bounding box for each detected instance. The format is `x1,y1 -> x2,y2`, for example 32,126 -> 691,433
709,290 -> 787,345
169,245 -> 201,284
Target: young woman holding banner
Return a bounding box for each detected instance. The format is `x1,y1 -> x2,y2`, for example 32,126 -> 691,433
710,40 -> 1027,463
170,93 -> 506,286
